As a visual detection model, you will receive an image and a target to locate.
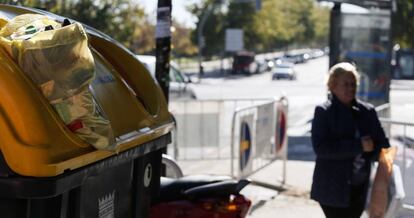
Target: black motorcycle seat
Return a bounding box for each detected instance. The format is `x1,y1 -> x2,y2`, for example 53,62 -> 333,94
156,175 -> 233,203
184,179 -> 250,200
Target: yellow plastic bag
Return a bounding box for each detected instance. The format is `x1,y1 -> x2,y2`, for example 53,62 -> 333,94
12,22 -> 95,100
0,14 -> 60,39
0,14 -> 115,150
369,147 -> 397,218
53,89 -> 114,150
0,14 -> 8,29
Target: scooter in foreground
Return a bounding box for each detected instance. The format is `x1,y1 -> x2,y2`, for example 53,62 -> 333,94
150,155 -> 251,218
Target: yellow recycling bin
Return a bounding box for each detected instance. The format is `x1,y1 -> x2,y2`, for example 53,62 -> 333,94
0,4 -> 174,218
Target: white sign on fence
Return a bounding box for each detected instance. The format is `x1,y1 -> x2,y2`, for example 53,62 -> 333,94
225,28 -> 244,52
256,102 -> 275,157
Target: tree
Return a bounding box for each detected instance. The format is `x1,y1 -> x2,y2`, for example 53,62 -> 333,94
253,0 -> 293,51
128,16 -> 156,54
310,4 -> 330,47
190,0 -> 330,56
225,1 -> 256,51
172,21 -> 198,57
60,0 -> 152,54
0,0 -> 159,54
253,0 -> 326,51
189,0 -> 226,57
393,0 -> 414,48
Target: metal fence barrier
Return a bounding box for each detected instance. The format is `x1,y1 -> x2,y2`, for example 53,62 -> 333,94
230,97 -> 288,185
376,104 -> 414,215
168,97 -> 288,186
168,98 -> 273,160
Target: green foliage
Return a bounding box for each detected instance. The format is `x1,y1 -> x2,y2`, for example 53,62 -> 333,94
1,0 -> 200,56
253,0 -> 328,51
227,1 -> 256,51
58,0 -> 154,54
172,21 -> 198,57
189,0 -> 226,57
0,0 -> 157,54
393,0 -> 414,48
190,0 -> 330,56
311,5 -> 330,46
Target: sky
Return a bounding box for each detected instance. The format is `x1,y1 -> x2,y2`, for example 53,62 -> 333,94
137,0 -> 201,28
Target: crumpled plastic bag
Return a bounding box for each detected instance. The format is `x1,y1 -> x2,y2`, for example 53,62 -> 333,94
0,14 -> 61,40
369,147 -> 397,218
0,14 -> 115,150
0,14 -> 8,29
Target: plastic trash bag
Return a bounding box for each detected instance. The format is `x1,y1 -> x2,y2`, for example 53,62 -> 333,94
0,14 -> 8,29
0,14 -> 115,150
369,147 -> 397,218
0,14 -> 60,40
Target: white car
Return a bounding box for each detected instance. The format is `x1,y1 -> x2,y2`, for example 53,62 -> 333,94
136,55 -> 196,99
272,63 -> 297,80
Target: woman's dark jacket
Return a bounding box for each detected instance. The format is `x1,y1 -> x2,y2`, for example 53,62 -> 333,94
310,95 -> 390,207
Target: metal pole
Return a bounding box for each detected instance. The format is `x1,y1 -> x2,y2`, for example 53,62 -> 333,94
156,0 -> 172,181
172,116 -> 179,160
282,97 -> 288,185
197,4 -> 214,80
201,101 -> 205,159
230,109 -> 238,178
156,0 -> 172,103
403,125 -> 407,185
329,3 -> 341,68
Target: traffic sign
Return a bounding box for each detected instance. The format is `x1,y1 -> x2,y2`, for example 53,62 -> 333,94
239,121 -> 252,171
225,28 -> 244,52
275,105 -> 287,154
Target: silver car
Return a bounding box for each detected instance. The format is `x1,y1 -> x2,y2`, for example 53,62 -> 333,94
136,55 -> 196,99
272,63 -> 297,80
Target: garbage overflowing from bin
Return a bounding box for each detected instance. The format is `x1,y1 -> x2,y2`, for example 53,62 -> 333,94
0,4 -> 174,218
0,14 -> 115,150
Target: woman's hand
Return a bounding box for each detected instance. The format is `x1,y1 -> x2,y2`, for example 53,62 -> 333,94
361,136 -> 374,152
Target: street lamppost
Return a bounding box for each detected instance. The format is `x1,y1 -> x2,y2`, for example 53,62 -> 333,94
197,3 -> 214,80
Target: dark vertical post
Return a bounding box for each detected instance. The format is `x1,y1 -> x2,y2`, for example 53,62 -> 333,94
329,3 -> 341,68
155,0 -> 172,103
386,0 -> 396,102
155,0 -> 171,182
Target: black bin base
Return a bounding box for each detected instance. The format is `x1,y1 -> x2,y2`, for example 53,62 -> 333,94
0,134 -> 170,218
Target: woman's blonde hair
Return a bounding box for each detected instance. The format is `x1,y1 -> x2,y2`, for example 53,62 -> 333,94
326,62 -> 360,91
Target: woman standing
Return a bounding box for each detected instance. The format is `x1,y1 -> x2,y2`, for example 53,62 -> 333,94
311,62 -> 390,218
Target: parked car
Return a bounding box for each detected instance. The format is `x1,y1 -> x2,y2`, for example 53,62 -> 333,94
310,49 -> 325,59
274,57 -> 294,66
232,51 -> 258,74
256,59 -> 270,73
272,63 -> 297,80
283,49 -> 312,64
136,55 -> 196,99
264,58 -> 275,71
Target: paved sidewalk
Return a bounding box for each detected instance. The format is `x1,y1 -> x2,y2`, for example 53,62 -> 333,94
178,159 -> 324,217
246,160 -> 324,218
248,195 -> 322,218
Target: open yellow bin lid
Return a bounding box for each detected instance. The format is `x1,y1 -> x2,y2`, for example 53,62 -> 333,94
0,5 -> 174,177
